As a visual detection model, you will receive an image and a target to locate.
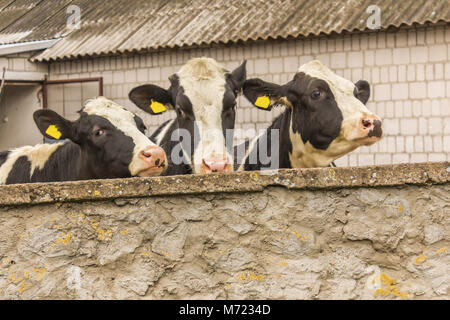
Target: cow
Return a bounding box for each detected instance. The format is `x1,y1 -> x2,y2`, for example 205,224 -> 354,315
0,97 -> 167,185
129,57 -> 247,175
236,60 -> 382,171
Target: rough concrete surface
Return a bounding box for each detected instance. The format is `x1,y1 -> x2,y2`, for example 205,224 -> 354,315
0,162 -> 448,299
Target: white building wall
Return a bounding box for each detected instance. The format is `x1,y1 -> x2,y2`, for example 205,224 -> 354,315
48,24 -> 450,166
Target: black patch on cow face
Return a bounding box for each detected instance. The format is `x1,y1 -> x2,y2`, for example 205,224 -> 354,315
354,80 -> 371,104
0,151 -> 9,168
74,113 -> 135,179
134,114 -> 147,134
287,73 -> 343,150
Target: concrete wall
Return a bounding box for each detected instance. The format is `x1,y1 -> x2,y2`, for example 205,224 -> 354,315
47,24 -> 450,166
0,162 -> 448,300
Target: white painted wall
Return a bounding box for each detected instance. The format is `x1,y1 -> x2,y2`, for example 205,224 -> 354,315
0,84 -> 43,150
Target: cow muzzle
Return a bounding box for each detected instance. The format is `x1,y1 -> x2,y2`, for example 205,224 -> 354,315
201,158 -> 231,174
358,115 -> 383,144
136,146 -> 167,176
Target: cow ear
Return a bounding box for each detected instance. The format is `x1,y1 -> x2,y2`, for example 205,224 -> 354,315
354,80 -> 370,104
226,60 -> 247,95
33,109 -> 74,141
242,78 -> 285,111
129,85 -> 173,115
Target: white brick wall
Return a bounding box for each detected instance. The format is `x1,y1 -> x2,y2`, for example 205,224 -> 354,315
48,24 -> 450,166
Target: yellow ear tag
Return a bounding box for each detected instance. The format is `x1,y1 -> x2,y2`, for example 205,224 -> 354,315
254,96 -> 271,109
45,125 -> 62,140
149,99 -> 167,114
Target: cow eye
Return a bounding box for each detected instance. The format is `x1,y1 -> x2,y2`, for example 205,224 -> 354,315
311,90 -> 322,100
94,129 -> 104,137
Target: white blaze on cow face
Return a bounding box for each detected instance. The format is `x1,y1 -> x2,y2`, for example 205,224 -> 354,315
177,58 -> 233,174
82,97 -> 167,176
292,60 -> 383,165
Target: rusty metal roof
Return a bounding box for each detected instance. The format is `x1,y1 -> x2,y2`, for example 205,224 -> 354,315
0,0 -> 448,61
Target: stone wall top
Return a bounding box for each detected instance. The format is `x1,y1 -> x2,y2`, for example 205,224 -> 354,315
0,162 -> 448,206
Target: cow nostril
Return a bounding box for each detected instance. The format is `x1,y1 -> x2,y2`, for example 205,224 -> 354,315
141,151 -> 152,158
362,119 -> 372,128
155,158 -> 160,166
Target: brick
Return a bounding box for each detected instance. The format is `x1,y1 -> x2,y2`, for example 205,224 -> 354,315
433,136 -> 443,152
371,67 -> 380,83
315,54 -> 329,67
396,31 -> 407,47
137,69 -> 148,82
380,66 -> 389,82
404,136 -> 414,152
375,49 -> 392,65
112,71 -> 124,84
403,101 -> 412,117
358,154 -> 374,166
283,56 -> 298,72
435,63 -> 444,79
409,82 -> 427,99
299,55 -> 313,66
407,65 -> 415,81
392,153 -> 409,164
394,101 -> 403,117
414,136 -> 424,152
330,52 -> 346,68
348,51 -> 363,67
364,50 -> 374,66
389,66 -> 397,82
392,48 -> 409,64
385,101 -> 394,118
416,64 -> 425,81
400,118 -> 418,135
398,65 -> 406,81
422,100 -> 431,116
428,153 -> 446,162
384,119 -> 400,136
411,47 -> 428,63
445,63 -> 450,79
427,81 -> 445,98
396,136 -> 405,152
374,84 -> 390,101
410,153 -> 427,163
444,136 -> 450,152
392,83 -> 408,100
254,59 -> 268,74
419,117 -> 428,135
124,70 -> 136,83
429,117 -> 442,134
334,156 -> 348,167
148,67 -> 160,81
375,153 -> 391,165
425,64 -> 434,80
431,100 -> 442,116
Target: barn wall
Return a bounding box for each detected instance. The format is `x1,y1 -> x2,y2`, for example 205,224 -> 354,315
0,52 -> 48,150
0,162 -> 448,299
47,24 -> 450,166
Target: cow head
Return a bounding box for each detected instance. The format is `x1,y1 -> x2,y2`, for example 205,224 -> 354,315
243,60 -> 382,167
33,97 -> 167,178
129,57 -> 247,174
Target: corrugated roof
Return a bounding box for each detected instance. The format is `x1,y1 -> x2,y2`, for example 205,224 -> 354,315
0,0 -> 447,61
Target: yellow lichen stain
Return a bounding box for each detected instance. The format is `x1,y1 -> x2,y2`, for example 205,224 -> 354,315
237,271 -> 266,283
225,283 -> 231,289
94,190 -> 100,196
91,221 -> 113,241
50,217 -> 57,222
161,250 -> 171,258
53,224 -> 62,230
140,251 -> 150,257
120,229 -> 129,236
286,228 -> 309,242
373,273 -> 408,299
414,255 -> 427,265
17,280 -> 27,294
33,268 -> 46,281
249,172 -> 259,181
328,168 -> 336,179
281,261 -> 288,266
56,232 -> 71,246
434,247 -> 447,255
78,213 -> 85,223
397,205 -> 404,213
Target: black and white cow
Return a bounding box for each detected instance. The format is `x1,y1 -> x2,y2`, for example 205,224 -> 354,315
0,97 -> 167,185
236,60 -> 383,171
129,57 -> 247,175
